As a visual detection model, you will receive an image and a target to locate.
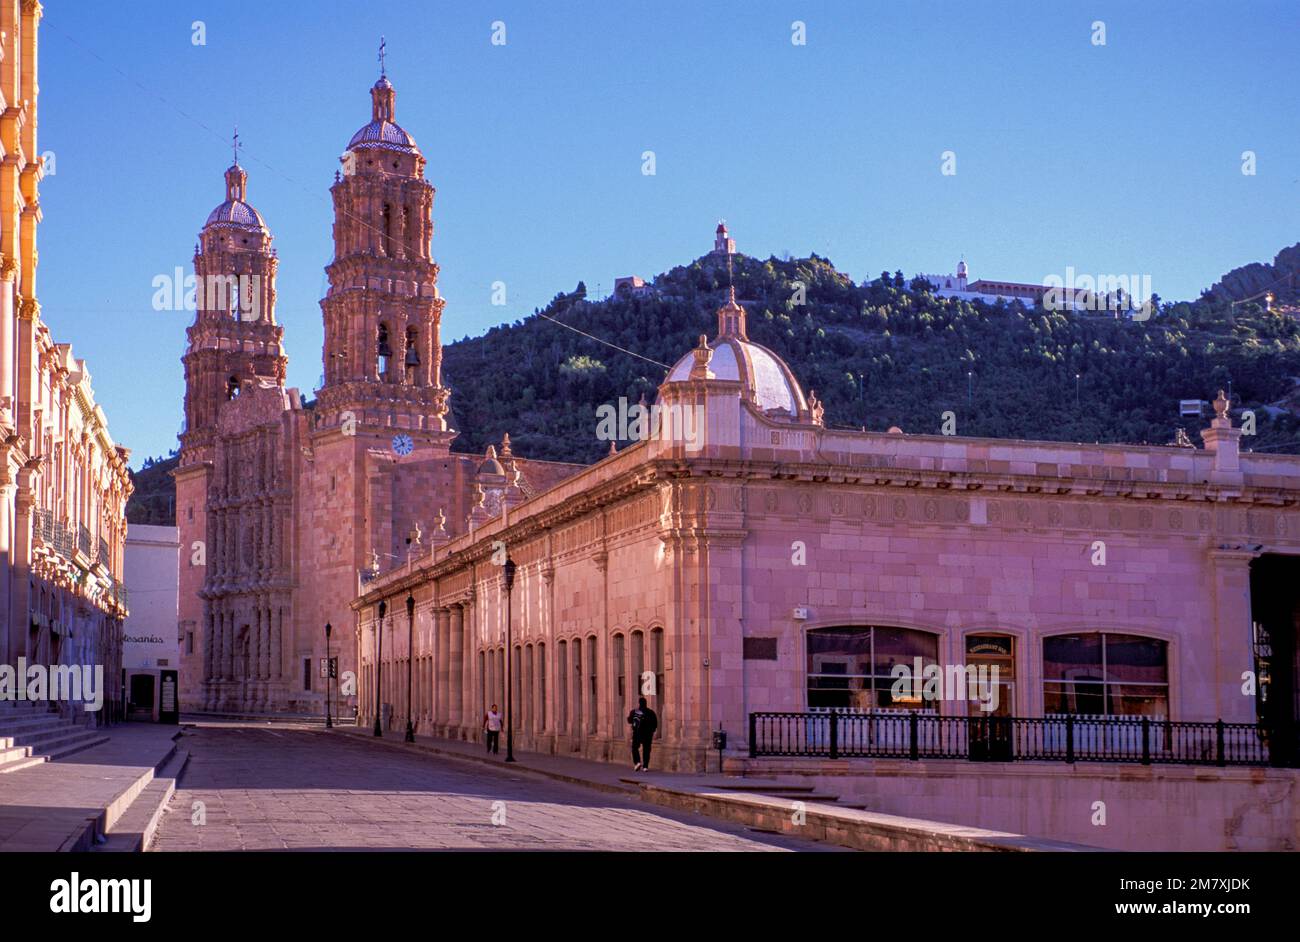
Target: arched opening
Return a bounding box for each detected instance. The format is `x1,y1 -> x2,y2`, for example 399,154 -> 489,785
612,632 -> 626,718
376,323 -> 392,378
649,627 -> 665,737
556,641 -> 568,732
586,633 -> 598,735
536,642 -> 547,732
571,638 -> 583,741
381,203 -> 393,256
226,375 -> 240,400
404,326 -> 419,384
512,645 -> 522,732
964,633 -> 1016,717
524,643 -> 534,735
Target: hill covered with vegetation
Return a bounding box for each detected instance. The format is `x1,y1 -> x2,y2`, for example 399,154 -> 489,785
128,244 -> 1300,524
442,247 -> 1300,463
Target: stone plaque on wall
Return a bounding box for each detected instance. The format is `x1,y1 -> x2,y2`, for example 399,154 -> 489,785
743,637 -> 779,660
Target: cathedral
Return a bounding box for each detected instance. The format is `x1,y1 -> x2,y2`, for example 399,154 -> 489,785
175,70 -> 580,714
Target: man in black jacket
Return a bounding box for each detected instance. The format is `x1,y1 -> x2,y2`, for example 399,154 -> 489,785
627,697 -> 659,771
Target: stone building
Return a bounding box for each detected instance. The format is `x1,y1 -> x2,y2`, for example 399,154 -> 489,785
0,0 -> 133,722
175,70 -> 580,715
353,279 -> 1300,791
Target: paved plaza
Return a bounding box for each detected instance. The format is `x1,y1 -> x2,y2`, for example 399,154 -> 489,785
150,723 -> 835,851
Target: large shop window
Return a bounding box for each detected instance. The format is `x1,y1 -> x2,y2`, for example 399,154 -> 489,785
806,626 -> 939,710
1042,633 -> 1169,717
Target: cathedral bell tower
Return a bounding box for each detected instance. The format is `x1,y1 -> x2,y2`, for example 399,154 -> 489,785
179,151 -> 286,464
315,67 -> 450,439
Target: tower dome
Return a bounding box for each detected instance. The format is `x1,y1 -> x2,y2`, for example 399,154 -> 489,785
346,74 -> 420,155
203,163 -> 267,234
662,286 -> 811,420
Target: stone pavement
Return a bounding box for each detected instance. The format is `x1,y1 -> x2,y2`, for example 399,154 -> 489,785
0,724 -> 181,851
152,723 -> 840,851
337,723 -> 674,795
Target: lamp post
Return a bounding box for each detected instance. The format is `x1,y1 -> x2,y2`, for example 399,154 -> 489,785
373,600 -> 386,737
503,557 -> 517,763
1075,373 -> 1081,409
405,593 -> 416,743
324,622 -> 333,729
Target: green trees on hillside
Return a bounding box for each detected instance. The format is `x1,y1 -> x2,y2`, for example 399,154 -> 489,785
440,253 -> 1300,463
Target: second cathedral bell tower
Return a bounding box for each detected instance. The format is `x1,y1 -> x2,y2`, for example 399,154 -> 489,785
316,70 -> 450,440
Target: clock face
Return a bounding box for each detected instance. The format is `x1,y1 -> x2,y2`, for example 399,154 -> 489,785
391,433 -> 414,456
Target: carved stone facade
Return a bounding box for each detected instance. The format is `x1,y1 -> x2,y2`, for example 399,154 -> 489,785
175,71 -> 581,714
356,287 -> 1300,773
1,0 -> 133,719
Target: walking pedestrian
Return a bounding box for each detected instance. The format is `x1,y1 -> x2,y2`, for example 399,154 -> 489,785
627,696 -> 658,771
484,703 -> 502,755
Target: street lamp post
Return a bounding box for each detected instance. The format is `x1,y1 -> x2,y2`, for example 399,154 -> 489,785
373,600 -> 386,737
324,622 -> 333,729
405,593 -> 416,743
504,557 -> 517,763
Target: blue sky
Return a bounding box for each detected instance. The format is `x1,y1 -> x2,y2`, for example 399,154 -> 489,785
35,1 -> 1298,466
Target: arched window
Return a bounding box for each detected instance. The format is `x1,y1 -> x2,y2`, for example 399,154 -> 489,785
226,375 -> 239,400
587,633 -> 598,734
496,648 -> 505,712
1043,633 -> 1168,717
556,641 -> 567,730
612,632 -> 626,706
537,642 -> 546,731
965,633 -> 1016,717
806,625 -> 939,711
630,630 -> 644,699
572,638 -> 583,736
478,650 -> 486,720
512,645 -> 522,731
524,643 -> 534,734
381,203 -> 393,256
650,627 -> 665,735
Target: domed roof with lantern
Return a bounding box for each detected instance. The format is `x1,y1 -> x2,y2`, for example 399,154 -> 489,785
662,284 -> 812,421
203,158 -> 268,234
346,65 -> 420,155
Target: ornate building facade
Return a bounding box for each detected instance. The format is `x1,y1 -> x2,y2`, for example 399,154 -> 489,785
0,0 -> 133,719
176,70 -> 580,714
354,283 -> 1300,795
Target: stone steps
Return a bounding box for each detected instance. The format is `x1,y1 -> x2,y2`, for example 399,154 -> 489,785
94,747 -> 191,853
0,708 -> 110,773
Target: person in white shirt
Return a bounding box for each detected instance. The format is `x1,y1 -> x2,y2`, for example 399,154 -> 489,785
483,704 -> 503,755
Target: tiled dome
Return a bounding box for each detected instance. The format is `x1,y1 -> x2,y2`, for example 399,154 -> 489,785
204,199 -> 266,231
347,119 -> 419,154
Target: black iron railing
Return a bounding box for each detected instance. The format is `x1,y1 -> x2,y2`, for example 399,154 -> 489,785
748,711 -> 1277,767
